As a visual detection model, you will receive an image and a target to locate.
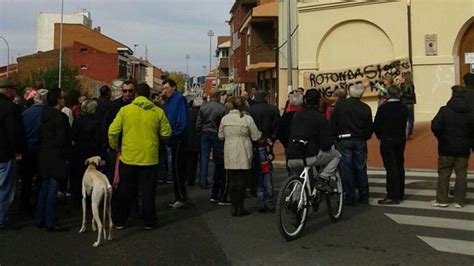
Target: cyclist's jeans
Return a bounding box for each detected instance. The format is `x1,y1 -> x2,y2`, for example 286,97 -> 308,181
287,145 -> 341,178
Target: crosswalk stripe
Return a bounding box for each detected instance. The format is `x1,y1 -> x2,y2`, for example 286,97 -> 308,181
417,236 -> 474,256
385,213 -> 474,231
370,187 -> 474,199
369,198 -> 474,213
368,179 -> 464,186
368,170 -> 474,179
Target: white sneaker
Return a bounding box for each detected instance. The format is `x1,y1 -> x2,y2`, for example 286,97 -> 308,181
168,201 -> 185,209
431,200 -> 448,207
454,203 -> 463,208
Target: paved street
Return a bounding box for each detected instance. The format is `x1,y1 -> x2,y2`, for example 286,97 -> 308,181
1,168 -> 473,265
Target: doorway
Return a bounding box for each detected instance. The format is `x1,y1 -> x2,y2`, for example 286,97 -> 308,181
459,22 -> 474,85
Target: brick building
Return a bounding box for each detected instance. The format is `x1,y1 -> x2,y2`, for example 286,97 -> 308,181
216,36 -> 230,89
229,0 -> 257,92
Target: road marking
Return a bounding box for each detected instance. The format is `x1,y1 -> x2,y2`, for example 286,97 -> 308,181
368,170 -> 474,179
368,179 -> 464,187
417,236 -> 474,256
369,198 -> 474,213
370,187 -> 474,199
385,213 -> 474,231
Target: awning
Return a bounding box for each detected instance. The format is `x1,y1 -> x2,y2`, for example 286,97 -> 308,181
245,62 -> 276,71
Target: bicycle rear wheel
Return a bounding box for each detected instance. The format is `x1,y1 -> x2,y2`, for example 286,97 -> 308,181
325,170 -> 343,222
276,175 -> 309,241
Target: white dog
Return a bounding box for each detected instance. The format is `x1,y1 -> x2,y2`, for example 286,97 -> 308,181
79,156 -> 113,247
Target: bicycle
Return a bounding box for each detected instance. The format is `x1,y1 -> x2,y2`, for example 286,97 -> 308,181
276,139 -> 344,241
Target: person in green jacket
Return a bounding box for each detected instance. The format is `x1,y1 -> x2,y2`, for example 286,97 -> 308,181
109,83 -> 171,230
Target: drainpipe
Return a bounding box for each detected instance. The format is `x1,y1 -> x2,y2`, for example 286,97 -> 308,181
286,0 -> 292,94
407,0 -> 413,68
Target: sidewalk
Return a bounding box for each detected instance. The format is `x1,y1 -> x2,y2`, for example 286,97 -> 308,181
273,122 -> 474,171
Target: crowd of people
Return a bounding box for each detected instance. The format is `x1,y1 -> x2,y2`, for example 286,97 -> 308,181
0,71 -> 472,231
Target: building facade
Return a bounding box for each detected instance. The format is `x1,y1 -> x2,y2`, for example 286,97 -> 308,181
239,0 -> 278,105
229,0 -> 258,92
216,36 -> 231,88
36,11 -> 92,52
280,0 -> 474,121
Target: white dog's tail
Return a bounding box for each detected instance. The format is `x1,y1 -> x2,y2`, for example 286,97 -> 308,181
103,187 -> 108,238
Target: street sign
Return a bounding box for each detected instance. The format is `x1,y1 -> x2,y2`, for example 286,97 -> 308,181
192,83 -> 201,90
424,34 -> 437,56
465,52 -> 474,64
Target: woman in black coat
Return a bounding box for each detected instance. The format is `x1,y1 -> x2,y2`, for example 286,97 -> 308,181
37,88 -> 71,231
71,99 -> 101,205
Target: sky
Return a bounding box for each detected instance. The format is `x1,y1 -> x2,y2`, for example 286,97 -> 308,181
0,0 -> 234,77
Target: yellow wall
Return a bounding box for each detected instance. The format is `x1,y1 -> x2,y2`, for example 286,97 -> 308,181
281,0 -> 474,121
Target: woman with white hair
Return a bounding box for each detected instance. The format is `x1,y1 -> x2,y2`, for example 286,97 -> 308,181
70,99 -> 102,206
18,89 -> 48,215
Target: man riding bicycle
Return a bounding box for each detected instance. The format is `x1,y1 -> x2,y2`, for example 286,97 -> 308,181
286,89 -> 341,188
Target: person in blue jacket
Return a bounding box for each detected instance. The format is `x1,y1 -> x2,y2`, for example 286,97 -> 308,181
163,78 -> 189,209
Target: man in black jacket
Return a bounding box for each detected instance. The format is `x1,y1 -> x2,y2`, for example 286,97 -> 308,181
287,89 -> 340,184
330,84 -> 373,205
249,90 -> 280,211
102,81 -> 135,183
0,78 -> 26,228
374,85 -> 408,205
196,89 -> 227,202
431,85 -> 474,208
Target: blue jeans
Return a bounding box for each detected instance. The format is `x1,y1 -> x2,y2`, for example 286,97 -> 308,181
336,140 -> 369,203
200,132 -> 224,189
255,148 -> 273,208
36,177 -> 59,228
406,104 -> 414,137
0,160 -> 16,225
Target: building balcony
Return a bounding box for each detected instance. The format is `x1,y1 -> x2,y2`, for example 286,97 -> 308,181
245,44 -> 276,71
219,58 -> 229,69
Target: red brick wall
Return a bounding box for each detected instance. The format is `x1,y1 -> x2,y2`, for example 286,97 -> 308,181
71,42 -> 118,83
230,3 -> 257,85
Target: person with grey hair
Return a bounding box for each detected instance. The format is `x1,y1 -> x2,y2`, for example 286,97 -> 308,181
330,83 -> 373,205
373,85 -> 408,205
70,99 -> 102,206
17,89 -> 48,216
0,78 -> 26,228
276,91 -> 304,176
326,88 -> 347,120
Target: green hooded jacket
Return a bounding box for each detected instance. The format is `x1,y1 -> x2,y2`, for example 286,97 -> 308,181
109,96 -> 171,166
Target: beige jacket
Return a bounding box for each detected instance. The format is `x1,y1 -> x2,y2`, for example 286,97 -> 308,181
218,110 -> 262,170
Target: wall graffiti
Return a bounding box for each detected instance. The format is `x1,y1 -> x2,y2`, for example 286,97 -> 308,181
303,58 -> 412,98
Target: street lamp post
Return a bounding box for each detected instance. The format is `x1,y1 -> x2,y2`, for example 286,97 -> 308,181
0,36 -> 10,78
185,54 -> 190,89
133,44 -> 139,55
185,54 -> 190,77
207,30 -> 214,72
58,0 -> 64,88
202,65 -> 207,76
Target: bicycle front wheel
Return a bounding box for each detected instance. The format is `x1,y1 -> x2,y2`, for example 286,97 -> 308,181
325,170 -> 343,222
276,175 -> 309,241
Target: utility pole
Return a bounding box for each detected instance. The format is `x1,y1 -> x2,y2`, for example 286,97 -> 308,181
185,54 -> 190,89
145,45 -> 148,61
207,30 -> 214,72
